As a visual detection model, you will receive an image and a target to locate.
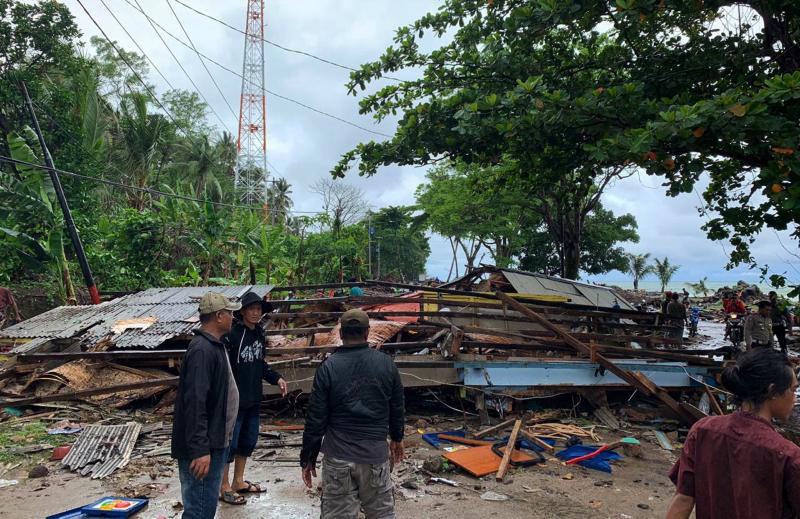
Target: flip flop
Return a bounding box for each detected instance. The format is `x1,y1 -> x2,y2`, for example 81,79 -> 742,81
236,480 -> 267,494
220,490 -> 247,505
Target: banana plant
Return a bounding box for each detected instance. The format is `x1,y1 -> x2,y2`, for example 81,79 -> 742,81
0,128 -> 75,302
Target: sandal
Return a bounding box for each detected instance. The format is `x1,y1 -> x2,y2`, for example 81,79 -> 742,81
236,480 -> 266,494
220,490 -> 247,505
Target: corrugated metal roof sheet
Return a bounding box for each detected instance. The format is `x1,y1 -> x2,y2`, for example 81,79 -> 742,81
62,422 -> 141,479
500,269 -> 634,310
1,284 -> 273,351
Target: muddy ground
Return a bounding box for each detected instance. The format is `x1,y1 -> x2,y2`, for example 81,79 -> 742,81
0,421 -> 679,519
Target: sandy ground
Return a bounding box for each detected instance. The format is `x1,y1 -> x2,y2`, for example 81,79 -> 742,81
0,425 -> 679,519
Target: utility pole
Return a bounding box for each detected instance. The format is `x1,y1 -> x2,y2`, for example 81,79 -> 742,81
376,238 -> 381,280
367,211 -> 372,279
20,81 -> 101,304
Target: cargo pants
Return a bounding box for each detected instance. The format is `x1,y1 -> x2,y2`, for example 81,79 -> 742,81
320,456 -> 395,519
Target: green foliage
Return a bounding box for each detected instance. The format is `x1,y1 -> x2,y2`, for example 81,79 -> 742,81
517,204 -> 639,276
0,8 -> 431,300
371,206 -> 430,281
336,0 -> 799,287
686,277 -> 710,297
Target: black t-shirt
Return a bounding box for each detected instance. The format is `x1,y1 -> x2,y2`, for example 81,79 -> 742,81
224,323 -> 281,410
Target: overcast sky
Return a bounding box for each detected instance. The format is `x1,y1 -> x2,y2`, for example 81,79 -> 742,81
63,0 -> 798,286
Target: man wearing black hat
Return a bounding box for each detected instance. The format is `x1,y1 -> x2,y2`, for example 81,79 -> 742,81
219,291 -> 288,505
300,309 -> 405,518
744,300 -> 775,350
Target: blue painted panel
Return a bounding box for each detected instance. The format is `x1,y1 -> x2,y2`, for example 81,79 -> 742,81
455,359 -> 712,388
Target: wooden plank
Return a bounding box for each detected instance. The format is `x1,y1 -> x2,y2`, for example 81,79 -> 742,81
705,385 -> 725,415
437,434 -> 492,446
473,417 -> 517,439
264,327 -> 335,336
270,310 -> 681,331
496,419 -> 523,481
19,350 -> 187,362
496,291 -> 695,424
264,341 -> 435,356
0,377 -> 179,406
518,429 -> 555,454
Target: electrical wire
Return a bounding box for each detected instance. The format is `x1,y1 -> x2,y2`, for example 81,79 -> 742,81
165,0 -> 238,121
127,0 -> 231,134
97,0 -> 176,92
119,0 -> 391,138
0,154 -> 324,215
74,0 -> 184,133
172,0 -> 402,82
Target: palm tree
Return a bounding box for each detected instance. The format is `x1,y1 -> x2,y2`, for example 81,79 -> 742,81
267,178 -> 293,225
177,134 -> 223,200
686,277 -> 710,296
654,257 -> 680,292
625,253 -> 654,291
215,131 -> 237,178
113,93 -> 168,209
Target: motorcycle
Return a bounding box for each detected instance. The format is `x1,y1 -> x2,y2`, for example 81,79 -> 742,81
726,313 -> 745,350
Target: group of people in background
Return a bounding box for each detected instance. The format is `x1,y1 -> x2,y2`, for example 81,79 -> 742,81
661,288 -> 794,351
170,291 -> 404,518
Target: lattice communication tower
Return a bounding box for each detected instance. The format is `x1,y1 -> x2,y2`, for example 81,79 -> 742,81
235,0 -> 268,203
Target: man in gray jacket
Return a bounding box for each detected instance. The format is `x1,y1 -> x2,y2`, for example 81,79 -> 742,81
171,292 -> 241,519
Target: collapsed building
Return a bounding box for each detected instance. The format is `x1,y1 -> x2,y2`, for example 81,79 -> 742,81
0,267 -> 724,426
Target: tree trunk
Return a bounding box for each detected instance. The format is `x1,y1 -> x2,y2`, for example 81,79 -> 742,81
633,277 -> 639,291
562,237 -> 581,280
249,258 -> 256,284
59,248 -> 76,305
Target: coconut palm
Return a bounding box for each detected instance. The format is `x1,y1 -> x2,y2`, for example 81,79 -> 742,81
654,257 -> 680,293
113,92 -> 168,209
177,134 -> 223,200
625,253 -> 654,291
686,277 -> 710,296
267,177 -> 293,225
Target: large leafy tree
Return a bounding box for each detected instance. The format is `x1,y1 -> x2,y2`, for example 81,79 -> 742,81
336,0 -> 800,290
517,203 -> 639,276
370,206 -> 430,281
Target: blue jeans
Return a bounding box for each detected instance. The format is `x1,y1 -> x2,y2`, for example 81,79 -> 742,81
178,448 -> 226,519
227,405 -> 260,463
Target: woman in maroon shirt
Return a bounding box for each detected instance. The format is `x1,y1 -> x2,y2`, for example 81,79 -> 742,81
667,349 -> 800,519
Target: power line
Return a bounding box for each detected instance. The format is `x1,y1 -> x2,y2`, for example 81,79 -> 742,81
0,154 -> 324,215
127,0 -> 232,134
172,0 -> 402,82
97,0 -> 177,92
165,0 -> 238,121
75,0 -> 185,133
119,0 -> 392,138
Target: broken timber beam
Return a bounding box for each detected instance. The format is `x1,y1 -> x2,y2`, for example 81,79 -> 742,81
495,291 -> 696,425
518,429 -> 555,454
496,419 -> 523,481
0,377 -> 179,407
473,417 -> 517,439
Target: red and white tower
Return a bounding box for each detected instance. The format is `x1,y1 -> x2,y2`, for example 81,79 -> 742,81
235,0 -> 268,203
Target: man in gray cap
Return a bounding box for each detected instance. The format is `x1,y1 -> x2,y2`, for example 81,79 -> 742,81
171,292 -> 241,519
300,309 -> 405,518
